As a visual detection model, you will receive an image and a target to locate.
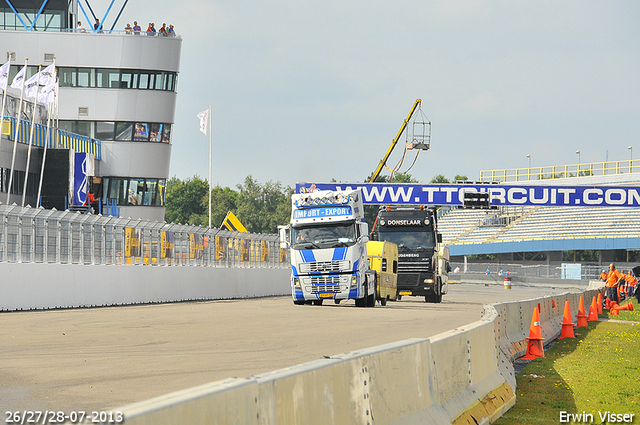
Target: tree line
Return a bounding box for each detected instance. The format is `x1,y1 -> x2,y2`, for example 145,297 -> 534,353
165,173 -> 468,234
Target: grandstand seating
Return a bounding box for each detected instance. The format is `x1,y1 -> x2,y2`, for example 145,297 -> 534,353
439,206 -> 640,247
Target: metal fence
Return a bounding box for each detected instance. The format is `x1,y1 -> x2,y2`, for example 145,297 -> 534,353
0,204 -> 288,268
452,261 -> 611,281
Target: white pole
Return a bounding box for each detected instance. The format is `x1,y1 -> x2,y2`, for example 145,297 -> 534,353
22,63 -> 43,207
208,105 -> 212,228
37,67 -> 56,208
6,58 -> 28,205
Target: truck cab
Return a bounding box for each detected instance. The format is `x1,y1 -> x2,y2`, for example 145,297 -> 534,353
374,205 -> 448,303
279,189 -> 376,307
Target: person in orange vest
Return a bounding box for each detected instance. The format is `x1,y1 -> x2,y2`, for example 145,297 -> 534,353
606,263 -> 624,303
84,191 -> 99,214
625,270 -> 636,298
600,269 -> 608,282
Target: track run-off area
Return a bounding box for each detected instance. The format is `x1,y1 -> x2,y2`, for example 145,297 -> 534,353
1,282 -> 577,413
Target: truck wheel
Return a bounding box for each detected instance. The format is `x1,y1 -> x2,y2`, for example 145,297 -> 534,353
397,294 -> 402,301
367,291 -> 375,307
426,279 -> 443,303
313,300 -> 323,306
356,280 -> 369,307
293,300 -> 305,305
334,299 -> 341,305
380,297 -> 387,306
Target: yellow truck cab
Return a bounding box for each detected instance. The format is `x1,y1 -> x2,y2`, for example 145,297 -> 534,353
367,241 -> 398,306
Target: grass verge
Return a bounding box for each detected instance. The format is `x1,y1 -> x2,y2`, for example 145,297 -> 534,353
495,297 -> 640,425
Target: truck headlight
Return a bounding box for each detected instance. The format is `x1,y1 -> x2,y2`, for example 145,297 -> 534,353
294,278 -> 301,290
350,275 -> 358,289
424,279 -> 434,284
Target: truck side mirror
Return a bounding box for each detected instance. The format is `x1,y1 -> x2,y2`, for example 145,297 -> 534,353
437,232 -> 442,244
278,225 -> 290,249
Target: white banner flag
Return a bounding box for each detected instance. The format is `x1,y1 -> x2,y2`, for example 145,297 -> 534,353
38,78 -> 57,105
11,65 -> 26,89
197,109 -> 209,135
25,64 -> 56,99
0,61 -> 10,91
38,63 -> 56,87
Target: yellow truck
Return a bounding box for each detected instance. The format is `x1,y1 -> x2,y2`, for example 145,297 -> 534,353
367,241 -> 398,306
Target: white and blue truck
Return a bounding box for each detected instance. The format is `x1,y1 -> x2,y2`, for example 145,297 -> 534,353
279,188 -> 376,307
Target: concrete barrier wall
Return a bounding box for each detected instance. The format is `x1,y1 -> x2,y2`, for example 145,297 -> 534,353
103,284 -> 605,425
0,263 -> 291,311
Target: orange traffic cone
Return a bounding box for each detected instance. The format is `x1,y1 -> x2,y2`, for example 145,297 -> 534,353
522,307 -> 545,359
588,296 -> 599,321
613,303 -> 635,313
576,296 -> 588,328
597,293 -> 603,314
559,300 -> 575,339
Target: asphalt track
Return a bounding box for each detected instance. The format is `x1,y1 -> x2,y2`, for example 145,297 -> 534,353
1,283 -> 571,414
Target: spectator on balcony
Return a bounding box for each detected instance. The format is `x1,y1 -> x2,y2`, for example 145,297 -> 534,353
125,23 -> 133,34
167,24 -> 175,37
94,18 -> 103,33
159,23 -> 167,36
76,21 -> 86,32
147,22 -> 156,35
133,21 -> 141,35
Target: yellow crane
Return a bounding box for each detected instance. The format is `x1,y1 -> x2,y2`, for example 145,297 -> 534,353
369,99 -> 430,182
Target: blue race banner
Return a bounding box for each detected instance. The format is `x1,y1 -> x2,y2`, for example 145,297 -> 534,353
73,152 -> 89,206
296,182 -> 640,207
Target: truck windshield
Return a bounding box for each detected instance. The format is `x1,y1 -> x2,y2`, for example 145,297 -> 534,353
377,230 -> 434,250
292,221 -> 357,249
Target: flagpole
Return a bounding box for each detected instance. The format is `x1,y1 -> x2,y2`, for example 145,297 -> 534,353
37,62 -> 56,208
6,58 -> 28,205
22,63 -> 42,207
208,105 -> 212,228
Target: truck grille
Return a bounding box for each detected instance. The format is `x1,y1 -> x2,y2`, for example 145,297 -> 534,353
301,260 -> 350,274
398,263 -> 431,273
398,273 -> 421,287
311,284 -> 341,293
310,276 -> 341,285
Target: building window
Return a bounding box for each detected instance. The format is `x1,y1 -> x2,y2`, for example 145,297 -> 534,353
104,177 -> 166,206
60,120 -> 171,143
115,122 -> 134,141
53,66 -> 177,92
96,68 -> 121,88
96,122 -> 115,140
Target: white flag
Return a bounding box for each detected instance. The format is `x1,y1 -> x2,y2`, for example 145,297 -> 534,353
0,61 -> 10,91
197,109 -> 209,135
11,65 -> 26,89
24,72 -> 41,98
38,78 -> 57,105
25,64 -> 57,99
38,63 -> 56,87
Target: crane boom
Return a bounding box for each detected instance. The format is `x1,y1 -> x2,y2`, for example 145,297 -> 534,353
369,99 -> 422,183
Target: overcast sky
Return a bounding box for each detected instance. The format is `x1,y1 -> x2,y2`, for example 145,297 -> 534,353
94,1 -> 639,189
